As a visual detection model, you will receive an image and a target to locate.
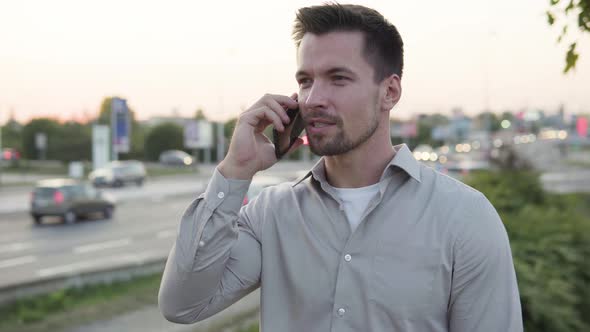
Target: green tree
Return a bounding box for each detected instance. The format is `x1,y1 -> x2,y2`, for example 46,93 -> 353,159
194,109 -> 207,120
547,0 -> 590,73
21,119 -> 92,162
54,121 -> 92,162
21,119 -> 61,160
144,123 -> 184,161
475,112 -> 501,132
1,121 -> 22,151
467,171 -> 590,331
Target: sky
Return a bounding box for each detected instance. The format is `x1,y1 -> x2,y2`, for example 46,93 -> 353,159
0,0 -> 589,124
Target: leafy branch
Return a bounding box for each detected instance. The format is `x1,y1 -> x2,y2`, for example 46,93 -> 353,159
547,0 -> 590,73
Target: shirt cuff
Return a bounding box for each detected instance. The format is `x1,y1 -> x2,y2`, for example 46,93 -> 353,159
203,167 -> 251,213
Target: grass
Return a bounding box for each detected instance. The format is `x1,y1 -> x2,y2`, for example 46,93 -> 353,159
0,272 -> 261,332
1,164 -> 69,176
235,322 -> 260,332
566,160 -> 590,169
0,273 -> 162,332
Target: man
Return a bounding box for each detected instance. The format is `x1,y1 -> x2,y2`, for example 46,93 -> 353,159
159,4 -> 523,331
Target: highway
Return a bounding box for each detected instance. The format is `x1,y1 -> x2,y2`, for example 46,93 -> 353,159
0,153 -> 587,291
0,162 -> 310,290
0,191 -> 198,289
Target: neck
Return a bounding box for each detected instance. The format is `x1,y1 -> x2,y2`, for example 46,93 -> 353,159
323,122 -> 395,188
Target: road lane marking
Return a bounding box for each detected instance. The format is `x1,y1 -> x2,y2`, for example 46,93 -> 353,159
0,255 -> 37,269
38,260 -> 103,277
37,251 -> 164,278
0,242 -> 33,254
151,196 -> 164,203
157,229 -> 176,239
73,238 -> 132,254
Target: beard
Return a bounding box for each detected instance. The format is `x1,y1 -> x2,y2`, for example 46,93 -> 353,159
307,103 -> 380,156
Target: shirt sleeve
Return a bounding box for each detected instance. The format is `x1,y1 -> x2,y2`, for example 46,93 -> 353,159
158,168 -> 262,324
448,192 -> 523,332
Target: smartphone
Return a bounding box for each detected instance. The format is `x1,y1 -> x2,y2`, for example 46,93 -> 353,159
272,106 -> 305,160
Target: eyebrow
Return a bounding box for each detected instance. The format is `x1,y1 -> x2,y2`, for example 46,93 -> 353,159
295,67 -> 357,79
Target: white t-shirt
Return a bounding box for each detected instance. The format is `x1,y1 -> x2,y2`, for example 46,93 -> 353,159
328,182 -> 381,233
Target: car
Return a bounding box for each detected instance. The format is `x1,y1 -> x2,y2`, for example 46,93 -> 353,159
159,150 -> 194,166
89,160 -> 146,187
30,178 -> 115,225
243,175 -> 287,205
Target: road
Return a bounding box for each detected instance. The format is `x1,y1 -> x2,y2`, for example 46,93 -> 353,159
1,154 -> 587,290
0,161 -> 313,290
0,171 -> 214,215
0,193 -> 197,289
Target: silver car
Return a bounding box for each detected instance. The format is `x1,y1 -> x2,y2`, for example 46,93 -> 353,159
89,160 -> 147,187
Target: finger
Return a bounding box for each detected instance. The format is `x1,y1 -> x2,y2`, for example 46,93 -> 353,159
254,107 -> 284,132
265,94 -> 298,110
290,92 -> 298,102
242,105 -> 284,131
266,98 -> 291,124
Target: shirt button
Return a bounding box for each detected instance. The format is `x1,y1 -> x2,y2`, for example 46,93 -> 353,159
344,254 -> 352,262
337,308 -> 346,316
217,192 -> 225,199
199,241 -> 205,247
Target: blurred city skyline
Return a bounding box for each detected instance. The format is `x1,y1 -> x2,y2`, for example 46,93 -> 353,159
1,0 -> 589,124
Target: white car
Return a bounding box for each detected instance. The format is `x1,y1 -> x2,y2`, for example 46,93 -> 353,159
89,160 -> 147,187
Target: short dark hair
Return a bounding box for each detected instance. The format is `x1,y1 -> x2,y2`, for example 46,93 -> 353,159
292,3 -> 404,82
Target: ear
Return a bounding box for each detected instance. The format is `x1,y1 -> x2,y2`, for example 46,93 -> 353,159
380,74 -> 402,112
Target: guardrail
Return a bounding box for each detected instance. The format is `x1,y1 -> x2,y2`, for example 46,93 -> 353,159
0,256 -> 166,306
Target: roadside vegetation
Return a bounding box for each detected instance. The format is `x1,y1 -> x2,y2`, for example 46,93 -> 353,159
467,171 -> 590,332
0,273 -> 161,332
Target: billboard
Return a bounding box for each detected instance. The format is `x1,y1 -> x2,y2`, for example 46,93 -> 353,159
184,120 -> 213,149
111,98 -> 130,154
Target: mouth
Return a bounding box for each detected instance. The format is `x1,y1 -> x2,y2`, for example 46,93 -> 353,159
306,119 -> 337,135
309,122 -> 334,128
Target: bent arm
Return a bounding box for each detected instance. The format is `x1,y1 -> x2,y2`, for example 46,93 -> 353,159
158,168 -> 261,324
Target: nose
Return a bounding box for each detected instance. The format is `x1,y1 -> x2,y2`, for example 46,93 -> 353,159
302,81 -> 328,110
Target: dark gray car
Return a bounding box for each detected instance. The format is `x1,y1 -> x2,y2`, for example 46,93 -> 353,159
159,150 -> 194,166
30,178 -> 115,225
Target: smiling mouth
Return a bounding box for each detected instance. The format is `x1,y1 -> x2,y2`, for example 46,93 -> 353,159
310,122 -> 334,128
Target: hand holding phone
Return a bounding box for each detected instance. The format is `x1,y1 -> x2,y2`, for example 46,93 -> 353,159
272,106 -> 305,160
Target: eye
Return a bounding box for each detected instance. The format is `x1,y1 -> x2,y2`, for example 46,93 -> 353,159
298,78 -> 312,89
332,75 -> 349,84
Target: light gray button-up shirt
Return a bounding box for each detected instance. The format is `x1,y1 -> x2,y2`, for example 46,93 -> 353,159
159,144 -> 523,331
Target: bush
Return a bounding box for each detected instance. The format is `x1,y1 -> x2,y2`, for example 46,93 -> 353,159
466,171 -> 590,332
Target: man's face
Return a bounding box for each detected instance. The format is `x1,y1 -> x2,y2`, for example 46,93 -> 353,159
296,31 -> 382,156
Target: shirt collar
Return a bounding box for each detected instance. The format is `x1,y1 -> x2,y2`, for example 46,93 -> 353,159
292,144 -> 421,187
